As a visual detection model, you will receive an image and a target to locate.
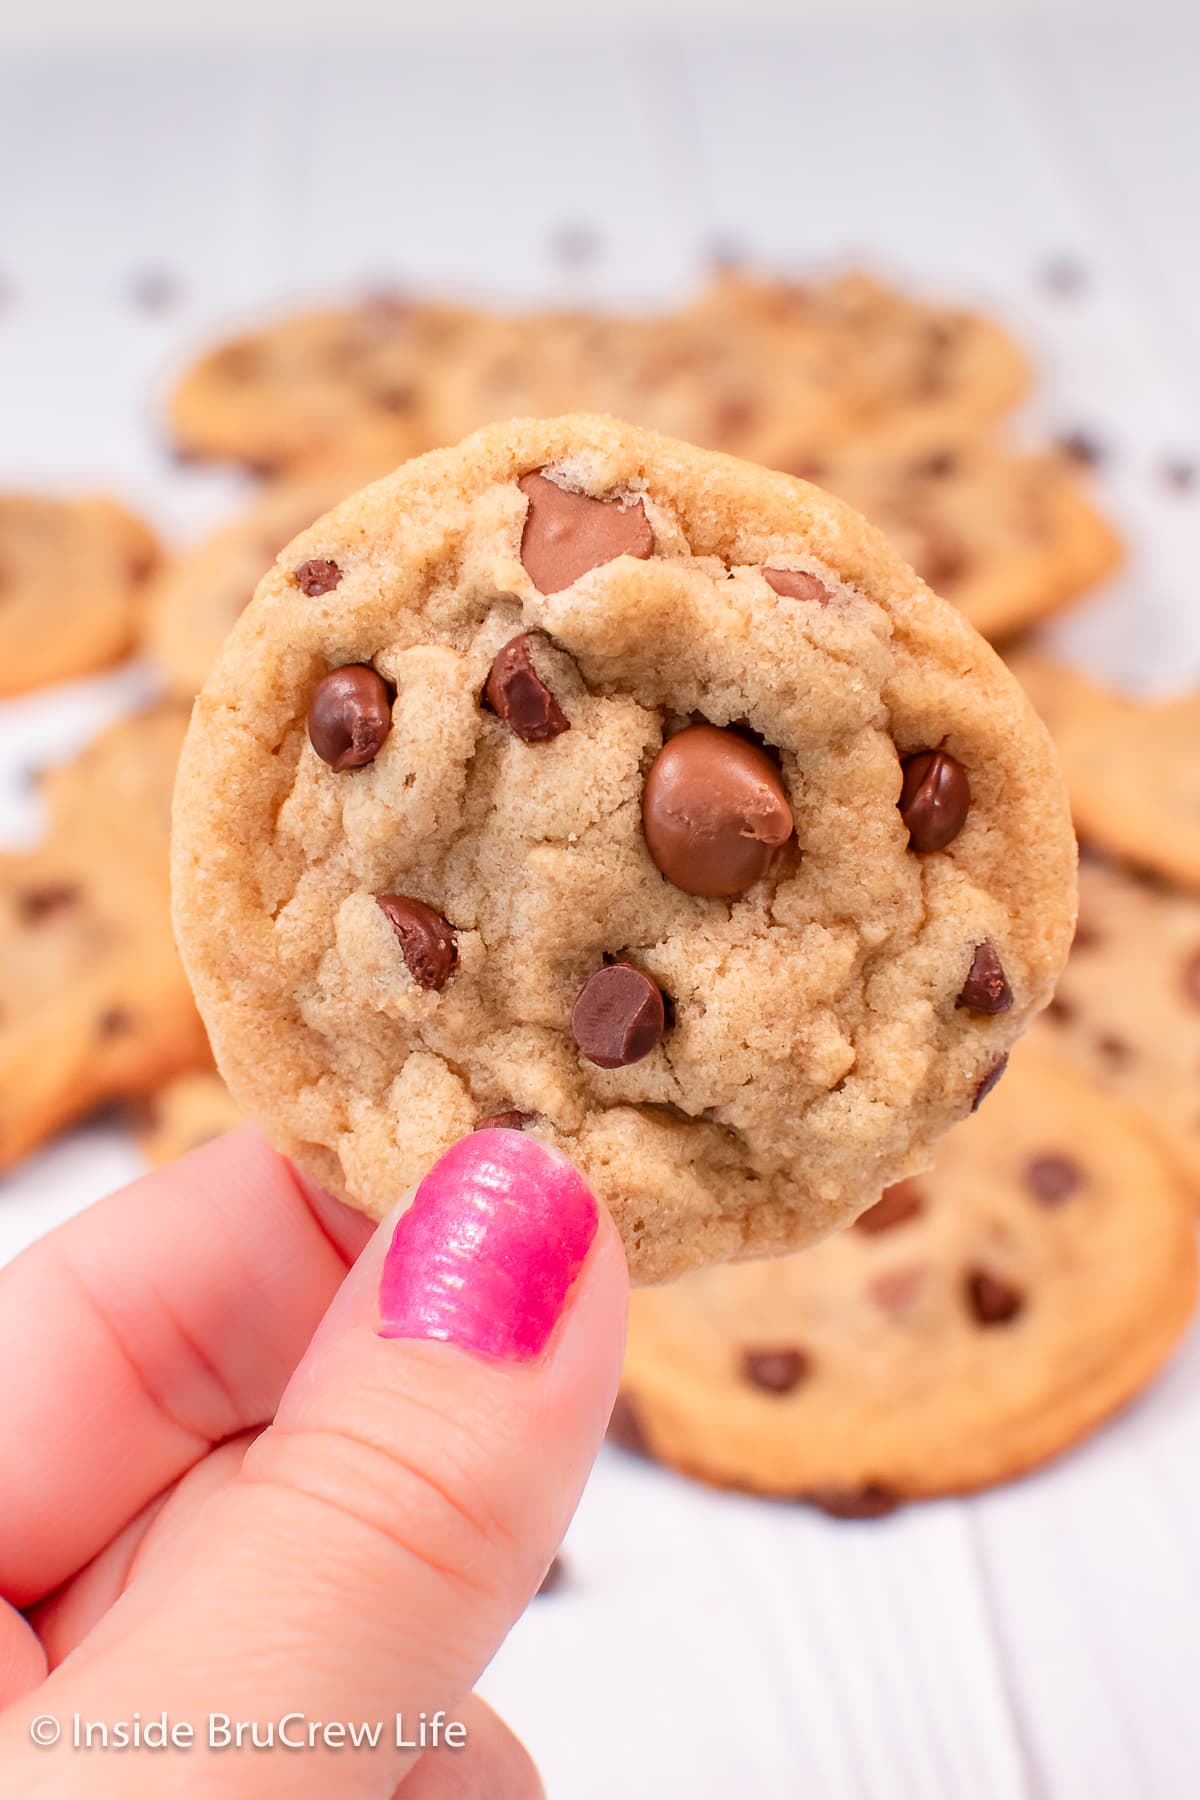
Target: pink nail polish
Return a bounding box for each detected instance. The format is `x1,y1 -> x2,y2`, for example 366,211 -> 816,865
378,1131 -> 598,1360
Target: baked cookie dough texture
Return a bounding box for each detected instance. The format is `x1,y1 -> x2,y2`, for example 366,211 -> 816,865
172,417 -> 1076,1282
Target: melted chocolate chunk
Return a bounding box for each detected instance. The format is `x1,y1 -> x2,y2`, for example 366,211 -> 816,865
376,895 -> 457,991
957,941 -> 1013,1014
572,964 -> 665,1069
484,634 -> 570,742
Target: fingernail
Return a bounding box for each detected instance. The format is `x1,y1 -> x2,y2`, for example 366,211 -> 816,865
378,1130 -> 599,1359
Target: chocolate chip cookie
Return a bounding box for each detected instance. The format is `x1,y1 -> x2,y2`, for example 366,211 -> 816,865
0,493 -> 160,696
147,458 -> 392,698
1042,857 -> 1200,1191
613,1040 -> 1196,1505
172,415 -> 1076,1281
756,423 -> 1121,642
2,707 -> 210,1167
1011,652 -> 1200,890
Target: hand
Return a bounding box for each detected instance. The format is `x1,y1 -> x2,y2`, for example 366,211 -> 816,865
0,1125 -> 627,1796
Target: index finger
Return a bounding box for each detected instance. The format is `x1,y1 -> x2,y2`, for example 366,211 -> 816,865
0,1127 -> 371,1608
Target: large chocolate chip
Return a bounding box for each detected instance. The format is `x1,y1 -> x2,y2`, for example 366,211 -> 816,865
518,470 -> 654,594
484,634 -> 570,742
473,1109 -> 536,1132
956,940 -> 1013,1014
308,665 -> 392,771
966,1268 -> 1025,1326
972,1054 -> 1009,1111
642,724 -> 793,898
294,557 -> 343,597
762,566 -> 831,604
855,1180 -> 925,1235
572,963 -> 665,1069
741,1348 -> 809,1394
806,1484 -> 900,1520
1025,1153 -> 1084,1206
607,1394 -> 651,1457
377,895 -> 457,991
898,750 -> 970,852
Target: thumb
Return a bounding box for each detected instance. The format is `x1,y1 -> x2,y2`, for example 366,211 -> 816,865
35,1130 -> 627,1797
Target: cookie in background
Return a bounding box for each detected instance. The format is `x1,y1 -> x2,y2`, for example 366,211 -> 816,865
0,493 -> 160,696
613,1039 -> 1196,1510
135,1068 -> 244,1167
0,706 -> 209,1168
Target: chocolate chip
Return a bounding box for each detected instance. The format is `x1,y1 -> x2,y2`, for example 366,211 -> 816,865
97,1007 -> 133,1039
1182,950 -> 1200,1006
377,895 -> 457,991
607,1394 -> 650,1457
1044,993 -> 1075,1025
956,941 -> 1013,1014
972,1055 -> 1008,1111
473,1109 -> 536,1132
369,383 -> 416,415
1095,1033 -> 1131,1067
870,1267 -> 927,1316
641,723 -> 793,898
855,1180 -> 925,1235
762,566 -> 832,604
1056,430 -> 1105,468
910,449 -> 960,479
1160,457 -> 1196,494
806,1484 -> 899,1521
965,1267 -> 1024,1326
518,470 -> 654,594
741,1348 -> 809,1394
572,964 -> 665,1069
536,1555 -> 567,1596
294,558 -> 343,597
1025,1153 -> 1084,1206
484,633 -> 570,743
19,882 -> 81,923
898,750 -> 970,852
308,665 -> 392,771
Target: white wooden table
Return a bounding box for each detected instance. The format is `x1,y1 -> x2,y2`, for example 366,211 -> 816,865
2,24 -> 1199,1796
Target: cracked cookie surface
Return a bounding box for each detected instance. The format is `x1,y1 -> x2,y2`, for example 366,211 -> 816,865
172,415 -> 1076,1281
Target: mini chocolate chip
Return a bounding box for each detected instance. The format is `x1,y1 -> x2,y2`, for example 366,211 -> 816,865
19,882 -> 81,923
972,1054 -> 1009,1111
911,449 -> 960,479
536,1555 -> 567,1596
294,557 -> 343,597
1026,1153 -> 1084,1205
308,665 -> 392,771
369,383 -> 416,414
855,1180 -> 925,1234
1182,950 -> 1200,1005
473,1109 -> 536,1132
97,1007 -> 133,1039
1043,993 -> 1075,1025
518,470 -> 654,594
898,750 -> 970,852
869,1266 -> 927,1316
762,566 -> 832,604
1056,430 -> 1105,468
741,1348 -> 809,1395
607,1394 -> 651,1457
377,895 -> 457,991
484,634 -> 570,742
956,941 -> 1013,1014
806,1484 -> 900,1521
1095,1033 -> 1131,1066
642,724 -> 793,898
572,964 -> 665,1069
966,1267 -> 1025,1326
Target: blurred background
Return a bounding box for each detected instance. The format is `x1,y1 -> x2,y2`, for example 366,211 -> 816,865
2,2 -> 1200,1795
